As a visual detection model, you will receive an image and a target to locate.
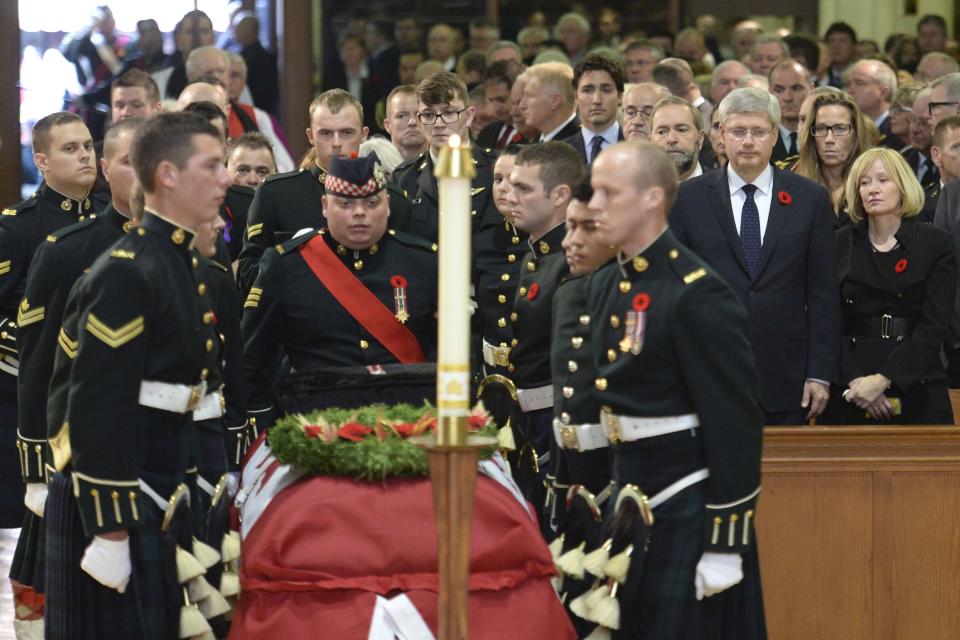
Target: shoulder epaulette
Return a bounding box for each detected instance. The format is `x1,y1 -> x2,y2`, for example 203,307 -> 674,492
262,168 -> 311,186
277,228 -> 320,255
388,228 -> 437,253
386,182 -> 409,201
393,155 -> 421,175
2,197 -> 39,218
49,216 -> 99,242
665,246 -> 710,285
204,257 -> 230,272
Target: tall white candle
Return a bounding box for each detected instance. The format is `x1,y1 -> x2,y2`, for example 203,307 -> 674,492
434,134 -> 475,446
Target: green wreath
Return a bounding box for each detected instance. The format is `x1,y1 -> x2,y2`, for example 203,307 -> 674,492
268,403 -> 500,480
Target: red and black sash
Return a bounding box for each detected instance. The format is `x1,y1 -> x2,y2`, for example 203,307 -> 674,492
299,236 -> 425,363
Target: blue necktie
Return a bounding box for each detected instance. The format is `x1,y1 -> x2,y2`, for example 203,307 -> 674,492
740,183 -> 761,275
589,135 -> 605,164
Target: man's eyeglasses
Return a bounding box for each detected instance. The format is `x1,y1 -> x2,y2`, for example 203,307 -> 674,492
727,128 -> 772,140
810,124 -> 853,137
624,106 -> 654,119
928,101 -> 960,116
417,109 -> 467,125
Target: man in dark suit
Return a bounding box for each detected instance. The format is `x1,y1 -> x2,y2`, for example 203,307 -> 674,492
518,62 -> 580,142
769,59 -> 813,164
475,60 -> 526,150
846,59 -> 905,150
903,89 -> 940,188
670,87 -> 841,424
562,54 -> 625,165
932,115 -> 960,383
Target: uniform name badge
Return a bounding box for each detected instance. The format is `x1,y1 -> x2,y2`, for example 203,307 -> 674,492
620,293 -> 650,355
391,275 -> 409,324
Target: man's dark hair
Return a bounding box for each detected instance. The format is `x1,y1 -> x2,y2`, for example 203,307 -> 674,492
783,34 -> 820,73
226,131 -> 276,163
182,100 -> 228,134
918,15 -> 948,35
570,173 -> 593,203
648,28 -> 675,42
514,141 -> 585,193
175,9 -> 212,38
573,53 -> 625,93
32,111 -> 84,154
482,59 -> 525,89
112,69 -> 161,105
132,111 -> 220,192
824,21 -> 857,44
417,71 -> 469,106
102,117 -> 146,159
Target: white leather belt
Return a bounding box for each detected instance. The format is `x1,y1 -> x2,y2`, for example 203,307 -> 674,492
517,385 -> 553,412
552,419 -> 608,451
139,380 -> 207,414
601,411 -> 699,443
481,339 -> 511,368
192,389 -> 225,421
648,468 -> 710,509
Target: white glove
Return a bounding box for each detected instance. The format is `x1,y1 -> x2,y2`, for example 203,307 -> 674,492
694,551 -> 743,600
81,535 -> 131,593
24,483 -> 48,518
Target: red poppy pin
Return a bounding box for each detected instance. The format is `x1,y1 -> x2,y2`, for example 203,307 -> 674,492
632,292 -> 650,311
527,283 -> 540,300
777,190 -> 792,205
894,258 -> 908,273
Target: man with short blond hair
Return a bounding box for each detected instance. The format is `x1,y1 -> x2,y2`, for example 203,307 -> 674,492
383,85 -> 428,162
519,62 -> 579,141
845,58 -> 902,148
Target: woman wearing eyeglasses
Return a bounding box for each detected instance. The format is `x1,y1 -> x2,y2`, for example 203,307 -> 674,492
794,91 -> 878,227
822,147 -> 956,424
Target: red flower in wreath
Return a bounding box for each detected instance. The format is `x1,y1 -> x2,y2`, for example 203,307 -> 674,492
527,283 -> 540,300
777,190 -> 792,205
895,258 -> 908,273
633,292 -> 650,311
390,275 -> 408,288
337,422 -> 374,442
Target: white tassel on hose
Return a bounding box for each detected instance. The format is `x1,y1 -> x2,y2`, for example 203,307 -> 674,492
197,588 -> 232,619
497,424 -> 516,451
588,583 -> 620,630
568,590 -> 593,621
176,546 -> 206,584
179,604 -> 212,639
584,582 -> 610,611
219,571 -> 240,598
192,537 -> 221,569
603,543 -> 634,584
556,541 -> 586,579
187,576 -> 213,603
583,539 -> 612,577
221,531 -> 241,563
548,533 -> 565,561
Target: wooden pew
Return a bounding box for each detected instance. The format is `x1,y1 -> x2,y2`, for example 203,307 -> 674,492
757,425 -> 960,639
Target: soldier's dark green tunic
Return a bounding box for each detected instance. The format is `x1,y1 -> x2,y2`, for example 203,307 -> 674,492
237,165 -> 412,293
587,228 -> 766,640
0,183 -> 108,527
44,212 -> 210,640
10,205 -> 130,588
241,228 -> 438,421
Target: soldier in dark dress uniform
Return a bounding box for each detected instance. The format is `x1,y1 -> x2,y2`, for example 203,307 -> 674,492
242,154 -> 438,428
390,72 -> 519,380
237,89 -> 411,293
549,177 -> 618,632
583,141 -> 765,639
499,142 -> 584,516
43,112 -> 230,640
10,119 -> 142,610
0,112 -> 106,532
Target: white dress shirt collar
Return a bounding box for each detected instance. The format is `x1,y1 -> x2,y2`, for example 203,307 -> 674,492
539,112 -> 577,142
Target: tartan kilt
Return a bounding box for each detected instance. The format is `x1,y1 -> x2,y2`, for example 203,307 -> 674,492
611,483 -> 766,640
9,508 -> 45,590
190,419 -> 229,539
44,471 -> 182,640
0,384 -> 25,527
